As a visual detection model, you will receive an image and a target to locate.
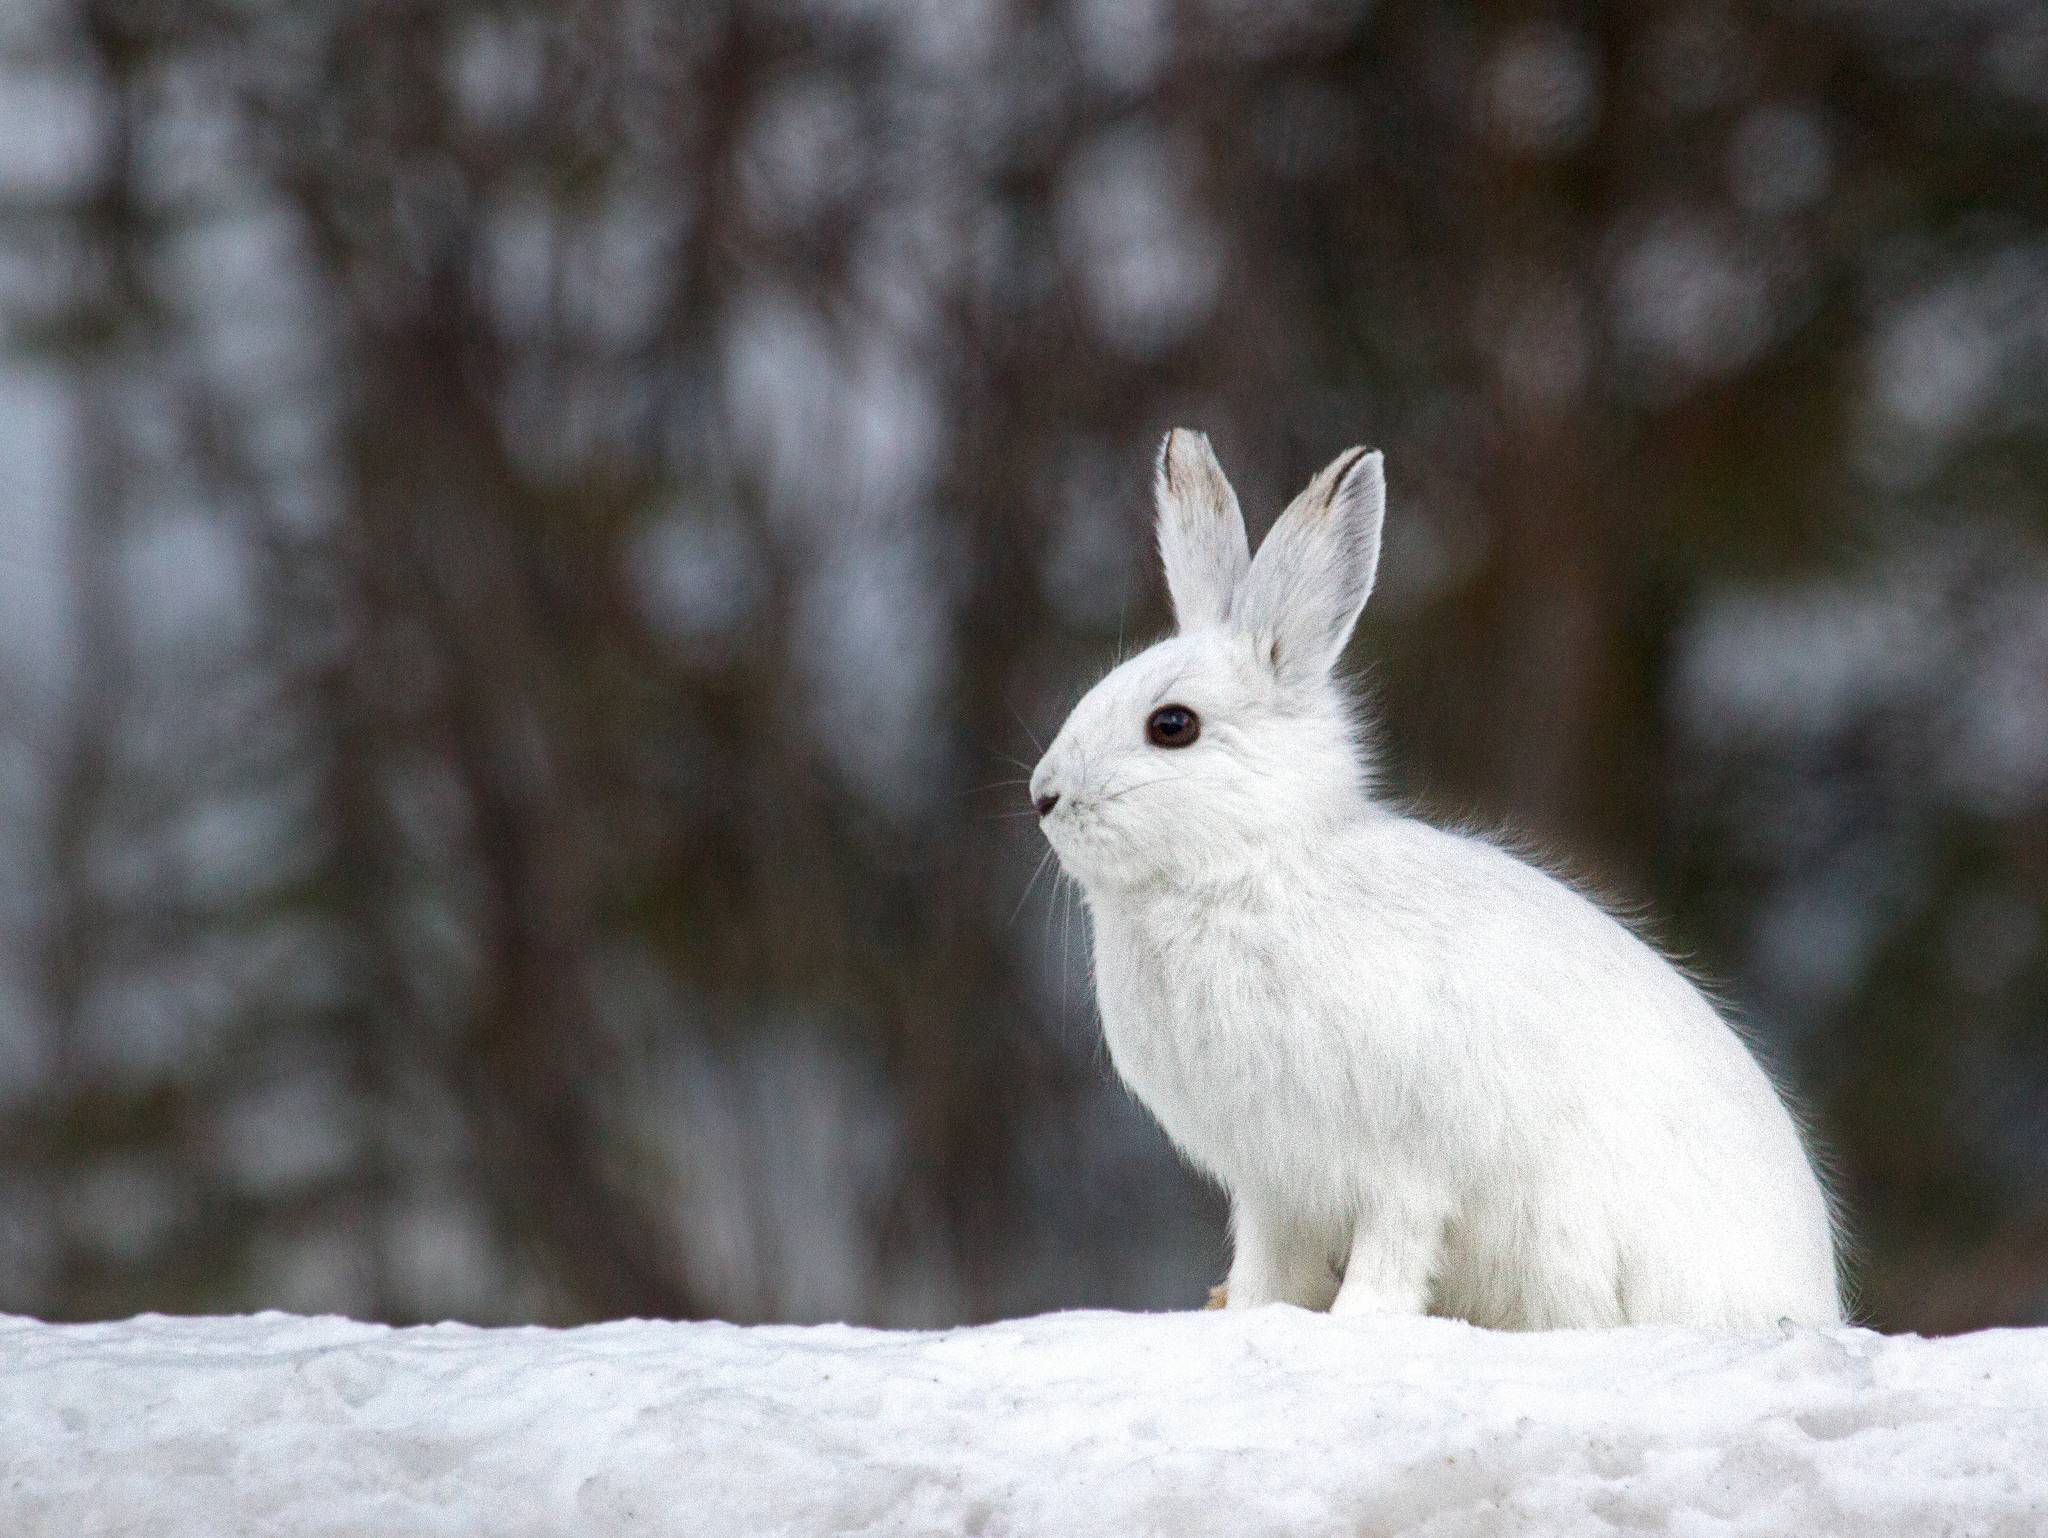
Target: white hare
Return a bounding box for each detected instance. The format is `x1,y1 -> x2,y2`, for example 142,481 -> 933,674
1030,430 -> 1843,1329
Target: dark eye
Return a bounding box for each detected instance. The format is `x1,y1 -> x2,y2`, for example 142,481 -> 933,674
1146,704 -> 1200,748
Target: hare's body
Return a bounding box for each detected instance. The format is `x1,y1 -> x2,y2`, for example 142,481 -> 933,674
1033,431 -> 1843,1329
1093,814 -> 1840,1328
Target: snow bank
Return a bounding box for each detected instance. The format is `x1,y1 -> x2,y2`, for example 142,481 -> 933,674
2,1308 -> 2044,1537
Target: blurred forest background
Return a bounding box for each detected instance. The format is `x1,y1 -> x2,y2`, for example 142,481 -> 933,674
2,0 -> 2046,1334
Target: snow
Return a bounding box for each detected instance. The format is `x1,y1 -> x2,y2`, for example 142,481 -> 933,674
2,1308 -> 2044,1536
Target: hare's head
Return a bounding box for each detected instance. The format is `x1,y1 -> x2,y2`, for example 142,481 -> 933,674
1030,430 -> 1384,894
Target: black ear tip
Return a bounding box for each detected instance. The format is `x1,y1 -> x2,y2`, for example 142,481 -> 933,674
1159,428 -> 1226,497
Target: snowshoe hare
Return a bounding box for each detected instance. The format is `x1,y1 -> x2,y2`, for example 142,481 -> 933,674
1030,431 -> 1843,1329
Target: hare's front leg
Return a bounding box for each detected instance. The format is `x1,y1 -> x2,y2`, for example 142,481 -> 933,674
1224,1197 -> 1340,1309
1330,1185 -> 1447,1316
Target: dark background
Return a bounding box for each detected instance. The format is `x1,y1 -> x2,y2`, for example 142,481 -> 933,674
2,0 -> 2045,1333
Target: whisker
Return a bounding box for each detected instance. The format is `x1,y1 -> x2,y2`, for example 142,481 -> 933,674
1059,871 -> 1078,1006
963,777 -> 1031,796
1044,866 -> 1072,1034
1096,777 -> 1175,805
1009,847 -> 1055,927
1005,695 -> 1045,755
1041,858 -> 1063,1008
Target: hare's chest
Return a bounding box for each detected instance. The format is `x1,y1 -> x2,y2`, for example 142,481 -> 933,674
1091,908 -> 1359,1192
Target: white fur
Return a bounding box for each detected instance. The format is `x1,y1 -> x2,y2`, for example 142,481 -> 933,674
1031,432 -> 1843,1329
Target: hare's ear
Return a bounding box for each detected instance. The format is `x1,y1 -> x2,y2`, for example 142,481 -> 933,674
1235,447 -> 1383,683
1155,428 -> 1249,632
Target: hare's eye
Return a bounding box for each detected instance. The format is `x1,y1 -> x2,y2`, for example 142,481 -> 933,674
1146,705 -> 1200,749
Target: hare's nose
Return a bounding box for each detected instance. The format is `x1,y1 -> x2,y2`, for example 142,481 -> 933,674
1034,791 -> 1061,819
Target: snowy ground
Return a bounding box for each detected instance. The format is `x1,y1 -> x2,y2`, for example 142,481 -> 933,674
1,1309 -> 2044,1537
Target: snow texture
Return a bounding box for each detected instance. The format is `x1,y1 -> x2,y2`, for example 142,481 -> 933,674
2,1308 -> 2044,1537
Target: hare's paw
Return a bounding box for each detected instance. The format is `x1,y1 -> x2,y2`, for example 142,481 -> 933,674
1227,1201 -> 1341,1310
1328,1189 -> 1447,1317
